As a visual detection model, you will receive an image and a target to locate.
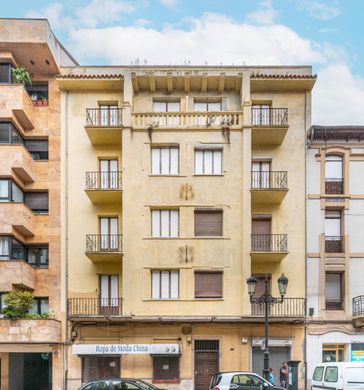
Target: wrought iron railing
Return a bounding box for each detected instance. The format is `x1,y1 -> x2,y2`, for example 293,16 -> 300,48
251,298 -> 306,317
325,299 -> 344,311
252,108 -> 288,127
86,171 -> 122,190
86,108 -> 123,127
325,236 -> 344,253
353,295 -> 364,316
325,179 -> 344,194
86,234 -> 122,253
251,171 -> 288,189
251,234 -> 287,252
68,298 -> 123,316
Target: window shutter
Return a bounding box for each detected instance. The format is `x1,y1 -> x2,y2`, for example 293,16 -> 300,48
152,271 -> 160,299
24,192 -> 48,212
161,148 -> 170,175
24,140 -> 48,152
194,210 -> 223,236
213,150 -> 222,174
221,97 -> 228,111
195,150 -> 203,174
170,148 -> 179,174
151,148 -> 161,175
170,271 -> 179,298
151,210 -> 161,237
195,271 -> 223,298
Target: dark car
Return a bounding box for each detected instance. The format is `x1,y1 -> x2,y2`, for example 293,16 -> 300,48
78,379 -> 161,390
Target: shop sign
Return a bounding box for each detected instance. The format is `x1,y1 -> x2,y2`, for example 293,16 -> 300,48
351,350 -> 364,362
72,343 -> 180,355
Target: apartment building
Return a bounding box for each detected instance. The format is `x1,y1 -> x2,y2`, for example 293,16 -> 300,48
0,19 -> 77,390
306,126 -> 364,381
60,65 -> 315,390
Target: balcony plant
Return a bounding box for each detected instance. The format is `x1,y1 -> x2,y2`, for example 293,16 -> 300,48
1,290 -> 34,319
11,66 -> 32,85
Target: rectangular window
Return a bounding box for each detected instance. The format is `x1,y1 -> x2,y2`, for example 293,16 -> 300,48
0,63 -> 12,84
0,236 -> 10,260
99,104 -> 119,126
28,297 -> 49,315
27,246 -> 49,268
324,367 -> 338,382
151,210 -> 179,238
99,217 -> 119,250
99,159 -> 119,189
195,271 -> 223,298
194,209 -> 223,237
24,192 -> 48,214
0,180 -> 24,203
252,104 -> 270,125
322,344 -> 345,363
153,356 -> 180,381
99,275 -> 119,315
0,179 -> 10,201
151,270 -> 179,299
153,101 -> 180,112
151,147 -> 179,175
194,101 -> 222,112
325,211 -> 343,253
24,139 -> 49,160
325,273 -> 343,310
26,82 -> 49,104
194,149 -> 222,175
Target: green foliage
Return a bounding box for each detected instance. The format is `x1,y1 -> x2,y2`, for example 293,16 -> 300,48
11,66 -> 32,85
2,291 -> 34,319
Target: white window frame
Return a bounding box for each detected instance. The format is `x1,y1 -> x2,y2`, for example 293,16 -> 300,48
325,155 -> 343,180
194,148 -> 222,175
153,100 -> 180,112
151,209 -> 179,238
194,101 -> 222,112
151,270 -> 179,299
151,147 -> 179,175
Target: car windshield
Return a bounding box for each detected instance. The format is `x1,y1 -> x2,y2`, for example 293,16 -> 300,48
134,380 -> 160,390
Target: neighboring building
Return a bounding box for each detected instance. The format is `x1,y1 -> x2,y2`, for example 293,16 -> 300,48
60,65 -> 315,390
0,19 -> 77,390
306,126 -> 364,382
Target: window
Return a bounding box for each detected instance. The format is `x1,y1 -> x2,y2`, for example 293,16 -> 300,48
0,180 -> 24,203
195,271 -> 223,298
153,100 -> 180,112
325,211 -> 343,253
324,367 -> 338,382
151,210 -> 179,238
26,82 -> 49,105
194,149 -> 222,175
99,217 -> 119,250
27,246 -> 49,268
151,270 -> 179,299
99,104 -> 119,126
24,139 -> 49,160
28,297 -> 49,315
252,161 -> 271,189
151,147 -> 179,175
194,101 -> 222,112
152,356 -> 180,381
231,374 -> 263,386
99,275 -> 119,315
313,366 -> 324,381
0,292 -> 7,311
0,122 -> 24,144
325,273 -> 343,310
99,159 -> 119,189
252,104 -> 270,125
194,209 -> 223,237
325,155 -> 343,194
82,356 -> 120,383
24,192 -> 49,214
0,63 -> 12,84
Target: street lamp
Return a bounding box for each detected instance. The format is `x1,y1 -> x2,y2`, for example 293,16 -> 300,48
247,273 -> 289,381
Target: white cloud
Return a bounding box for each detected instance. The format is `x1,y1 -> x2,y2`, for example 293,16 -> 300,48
25,3 -> 66,30
159,0 -> 179,8
246,0 -> 279,25
299,1 -> 340,21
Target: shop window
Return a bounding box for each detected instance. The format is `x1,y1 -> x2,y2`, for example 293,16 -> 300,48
322,344 -> 345,362
82,356 -> 120,383
351,343 -> 364,362
195,271 -> 223,299
152,356 -> 180,382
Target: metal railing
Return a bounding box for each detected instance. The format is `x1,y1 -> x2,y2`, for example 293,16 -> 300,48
251,298 -> 306,317
325,299 -> 344,311
132,111 -> 242,128
325,236 -> 344,253
86,171 -> 122,190
251,171 -> 288,190
353,295 -> 364,316
68,298 -> 123,317
325,179 -> 344,194
252,108 -> 288,127
251,234 -> 288,252
86,234 -> 123,253
86,108 -> 123,127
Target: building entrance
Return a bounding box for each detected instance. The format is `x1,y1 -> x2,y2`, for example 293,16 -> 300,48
194,340 -> 219,390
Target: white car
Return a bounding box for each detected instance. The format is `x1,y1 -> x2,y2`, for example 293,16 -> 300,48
209,371 -> 285,390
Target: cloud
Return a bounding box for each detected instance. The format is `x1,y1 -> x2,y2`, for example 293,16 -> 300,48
246,0 -> 279,25
159,0 -> 179,8
299,1 -> 340,21
25,3 -> 66,30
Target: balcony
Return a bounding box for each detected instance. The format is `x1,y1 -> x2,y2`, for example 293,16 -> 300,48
1,145 -> 35,183
0,84 -> 36,130
1,203 -> 35,237
251,298 -> 306,318
85,171 -> 122,204
68,298 -> 123,319
85,234 -> 123,262
0,260 -> 35,290
251,171 -> 288,204
353,296 -> 364,327
325,236 -> 344,253
132,111 -> 243,130
251,108 -> 288,146
85,108 -> 123,145
251,234 -> 288,262
0,319 -> 61,343
325,179 -> 344,195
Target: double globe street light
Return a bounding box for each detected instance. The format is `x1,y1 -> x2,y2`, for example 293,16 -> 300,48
246,273 -> 289,381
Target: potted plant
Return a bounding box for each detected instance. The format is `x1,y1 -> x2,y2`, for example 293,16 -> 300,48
1,291 -> 34,319
11,66 -> 32,85
41,96 -> 49,106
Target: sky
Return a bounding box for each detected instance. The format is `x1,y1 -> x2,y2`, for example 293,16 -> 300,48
2,0 -> 364,125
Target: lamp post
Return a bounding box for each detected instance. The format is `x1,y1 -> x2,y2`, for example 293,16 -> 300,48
246,273 -> 288,381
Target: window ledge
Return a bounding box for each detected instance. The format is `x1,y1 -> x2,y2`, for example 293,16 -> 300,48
194,298 -> 224,301
193,174 -> 225,177
149,174 -> 187,178
144,237 -> 229,240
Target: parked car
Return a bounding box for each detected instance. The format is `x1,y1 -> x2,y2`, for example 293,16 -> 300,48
311,362 -> 364,390
78,379 -> 161,390
210,371 -> 285,390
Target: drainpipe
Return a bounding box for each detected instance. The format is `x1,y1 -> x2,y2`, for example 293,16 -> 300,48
304,90 -> 308,390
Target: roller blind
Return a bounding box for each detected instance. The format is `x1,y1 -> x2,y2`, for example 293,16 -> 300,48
195,271 -> 223,298
194,210 -> 223,236
24,140 -> 48,152
24,192 -> 48,212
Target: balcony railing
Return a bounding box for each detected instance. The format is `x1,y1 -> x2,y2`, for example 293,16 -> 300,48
68,298 -> 123,317
251,171 -> 288,190
353,295 -> 364,317
132,111 -> 242,128
325,179 -> 344,194
325,236 -> 344,253
86,234 -> 123,253
86,171 -> 122,190
325,299 -> 344,311
251,234 -> 287,252
252,108 -> 288,127
251,298 -> 306,317
86,108 -> 123,127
